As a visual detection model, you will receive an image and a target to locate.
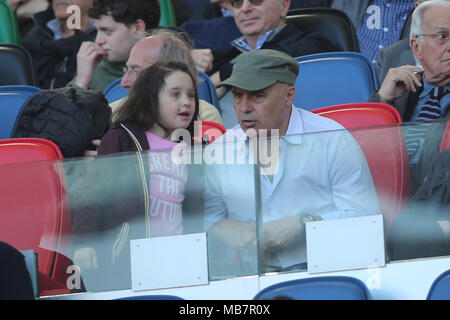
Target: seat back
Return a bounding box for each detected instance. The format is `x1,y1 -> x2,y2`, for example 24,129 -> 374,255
198,71 -> 220,110
440,120 -> 450,152
0,138 -> 71,295
286,8 -> 359,52
312,103 -> 410,228
0,44 -> 37,86
427,269 -> 450,300
103,78 -> 128,104
193,120 -> 226,144
158,0 -> 177,27
294,52 -> 379,111
0,0 -> 21,44
0,85 -> 41,139
105,73 -> 221,109
254,276 -> 371,300
399,8 -> 414,40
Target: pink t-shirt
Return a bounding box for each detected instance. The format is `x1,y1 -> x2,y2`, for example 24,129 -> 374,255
145,132 -> 187,237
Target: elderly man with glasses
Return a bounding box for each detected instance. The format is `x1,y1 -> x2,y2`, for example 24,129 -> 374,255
370,0 -> 450,191
198,0 -> 335,128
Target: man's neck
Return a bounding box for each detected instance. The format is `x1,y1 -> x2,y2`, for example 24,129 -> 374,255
244,22 -> 286,50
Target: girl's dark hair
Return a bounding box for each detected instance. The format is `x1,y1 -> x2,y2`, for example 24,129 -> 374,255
113,61 -> 199,140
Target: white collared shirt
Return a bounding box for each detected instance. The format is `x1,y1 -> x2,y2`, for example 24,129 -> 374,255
204,107 -> 380,267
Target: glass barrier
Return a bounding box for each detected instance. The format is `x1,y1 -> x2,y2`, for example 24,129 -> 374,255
0,119 -> 449,298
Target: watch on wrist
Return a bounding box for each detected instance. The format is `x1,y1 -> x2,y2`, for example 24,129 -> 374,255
300,214 -> 314,227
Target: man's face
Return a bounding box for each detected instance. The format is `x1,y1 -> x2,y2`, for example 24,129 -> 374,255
411,6 -> 450,86
231,82 -> 295,136
120,37 -> 164,88
233,0 -> 290,40
94,15 -> 141,63
53,0 -> 93,20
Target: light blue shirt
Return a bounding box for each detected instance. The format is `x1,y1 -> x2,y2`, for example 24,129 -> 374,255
233,29 -> 275,51
204,107 -> 380,267
221,8 -> 234,17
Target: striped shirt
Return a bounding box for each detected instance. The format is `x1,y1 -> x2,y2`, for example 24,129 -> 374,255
357,0 -> 414,64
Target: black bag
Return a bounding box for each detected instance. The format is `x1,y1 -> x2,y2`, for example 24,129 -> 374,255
12,87 -> 111,157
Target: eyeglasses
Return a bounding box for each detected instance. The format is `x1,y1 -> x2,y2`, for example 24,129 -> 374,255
122,66 -> 140,80
415,31 -> 449,44
229,0 -> 264,9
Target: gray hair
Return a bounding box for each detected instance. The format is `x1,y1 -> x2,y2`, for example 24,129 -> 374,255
410,0 -> 450,41
144,28 -> 198,83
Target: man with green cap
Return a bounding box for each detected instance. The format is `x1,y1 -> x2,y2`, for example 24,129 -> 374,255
204,49 -> 380,275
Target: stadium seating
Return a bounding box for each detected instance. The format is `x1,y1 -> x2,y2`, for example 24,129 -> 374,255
0,0 -> 21,44
294,52 -> 379,111
0,138 -> 72,296
286,8 -> 359,52
0,44 -> 37,86
193,120 -> 226,144
427,269 -> 450,300
0,85 -> 41,139
399,8 -> 414,40
312,103 -> 410,229
254,276 -> 372,300
103,78 -> 128,104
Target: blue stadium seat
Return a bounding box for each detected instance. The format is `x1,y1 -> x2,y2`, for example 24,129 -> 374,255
103,78 -> 128,104
198,71 -> 220,110
115,294 -> 184,300
0,85 -> 41,139
294,52 -> 379,111
427,269 -> 450,300
104,73 -> 221,110
253,276 -> 372,300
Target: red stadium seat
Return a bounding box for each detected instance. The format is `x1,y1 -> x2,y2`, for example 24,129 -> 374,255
0,138 -> 72,296
312,103 -> 410,229
194,120 -> 226,144
439,120 -> 450,152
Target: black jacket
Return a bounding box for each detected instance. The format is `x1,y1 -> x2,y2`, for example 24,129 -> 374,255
12,87 -> 111,158
21,9 -> 97,89
0,242 -> 35,300
211,24 -> 336,81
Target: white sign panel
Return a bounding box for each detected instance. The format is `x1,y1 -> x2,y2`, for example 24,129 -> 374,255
130,232 -> 209,291
306,215 -> 385,274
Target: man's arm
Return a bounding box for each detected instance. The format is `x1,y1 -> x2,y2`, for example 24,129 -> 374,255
377,65 -> 423,104
72,41 -> 106,89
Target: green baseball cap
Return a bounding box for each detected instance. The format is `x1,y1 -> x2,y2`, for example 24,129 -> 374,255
218,49 -> 299,91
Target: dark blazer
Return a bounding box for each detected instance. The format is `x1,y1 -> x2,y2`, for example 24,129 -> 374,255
375,38 -> 416,84
368,87 -> 422,122
211,24 -> 335,81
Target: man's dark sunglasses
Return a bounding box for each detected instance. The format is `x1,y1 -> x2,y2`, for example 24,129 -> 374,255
229,0 -> 264,9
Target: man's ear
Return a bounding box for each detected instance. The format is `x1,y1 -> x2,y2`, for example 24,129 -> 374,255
280,0 -> 291,18
286,85 -> 296,106
133,19 -> 147,36
410,37 -> 423,62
